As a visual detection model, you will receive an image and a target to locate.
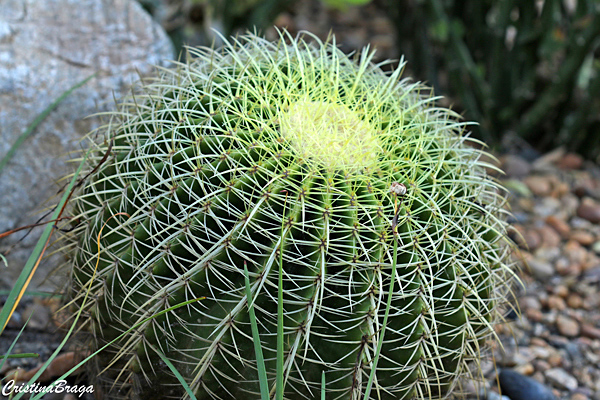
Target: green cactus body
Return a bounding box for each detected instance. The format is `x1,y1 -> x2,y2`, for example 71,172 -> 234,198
66,31 -> 513,399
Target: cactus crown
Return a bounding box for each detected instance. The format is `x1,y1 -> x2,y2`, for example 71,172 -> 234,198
66,30 -> 514,400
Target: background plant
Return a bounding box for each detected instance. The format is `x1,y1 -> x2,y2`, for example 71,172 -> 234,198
385,0 -> 600,160
64,30 -> 514,399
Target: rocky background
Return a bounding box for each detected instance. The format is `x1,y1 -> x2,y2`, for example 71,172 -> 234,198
0,0 -> 174,290
1,1 -> 600,400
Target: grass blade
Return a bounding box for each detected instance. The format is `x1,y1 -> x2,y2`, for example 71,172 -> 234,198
148,343 -> 197,400
0,73 -> 96,175
1,314 -> 35,373
0,148 -> 91,335
362,206 -> 400,400
321,370 -> 326,400
243,261 -> 269,400
3,298 -> 204,400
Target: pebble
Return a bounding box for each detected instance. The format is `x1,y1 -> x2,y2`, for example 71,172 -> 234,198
558,153 -> 584,170
566,293 -> 583,308
498,369 -> 557,400
592,240 -> 600,255
570,393 -> 590,400
577,198 -> 600,224
545,368 -> 578,391
556,315 -> 580,337
502,154 -> 533,178
570,230 -> 595,246
546,295 -> 566,311
537,225 -> 562,248
580,323 -> 600,340
527,259 -> 555,281
546,215 -> 571,238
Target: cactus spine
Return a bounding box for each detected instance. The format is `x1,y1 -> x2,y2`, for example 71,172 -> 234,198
65,31 -> 513,399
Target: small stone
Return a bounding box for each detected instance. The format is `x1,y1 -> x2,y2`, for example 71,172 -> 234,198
530,337 -> 548,347
534,197 -> 562,218
525,175 -> 552,196
570,230 -> 595,246
570,393 -> 589,400
553,284 -> 569,298
531,346 -> 552,359
498,369 -> 557,400
22,300 -> 51,330
556,314 -> 580,337
577,198 -> 600,224
564,240 -> 589,265
580,323 -> 600,340
558,153 -> 584,170
527,259 -> 555,281
520,296 -> 542,311
545,368 -> 578,391
592,241 -> 600,255
546,215 -> 571,238
547,353 -> 562,367
554,257 -> 571,275
537,225 -> 562,248
510,225 -> 541,250
515,363 -> 535,375
501,154 -> 532,178
546,295 -> 566,311
533,359 -> 552,372
487,391 -> 511,400
526,308 -> 544,323
562,194 -> 580,218
566,293 -> 583,308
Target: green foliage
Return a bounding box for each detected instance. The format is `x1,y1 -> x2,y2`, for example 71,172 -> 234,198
323,0 -> 372,11
65,31 -> 514,399
386,0 -> 600,160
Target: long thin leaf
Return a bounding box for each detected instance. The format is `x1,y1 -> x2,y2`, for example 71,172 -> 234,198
243,261 -> 269,400
0,73 -> 96,175
362,206 -> 400,400
275,193 -> 287,400
0,314 -> 35,373
0,148 -> 91,334
6,298 -> 204,400
148,342 -> 197,400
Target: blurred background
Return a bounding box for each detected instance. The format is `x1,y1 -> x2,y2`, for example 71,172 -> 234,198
137,0 -> 600,161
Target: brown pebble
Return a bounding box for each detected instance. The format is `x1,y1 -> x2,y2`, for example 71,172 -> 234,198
570,230 -> 595,246
526,308 -> 544,323
501,154 -> 532,178
537,225 -> 562,248
570,393 -> 589,400
546,215 -> 571,238
533,359 -> 551,373
547,295 -> 566,311
553,284 -> 569,298
556,314 -> 580,337
520,296 -> 542,311
566,293 -> 583,308
524,175 -> 552,197
564,239 -> 588,264
530,337 -> 548,347
577,198 -> 600,224
580,323 -> 600,340
547,353 -> 562,367
515,363 -> 535,375
558,153 -> 584,169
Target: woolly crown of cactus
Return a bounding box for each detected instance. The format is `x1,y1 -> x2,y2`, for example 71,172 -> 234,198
66,30 -> 514,400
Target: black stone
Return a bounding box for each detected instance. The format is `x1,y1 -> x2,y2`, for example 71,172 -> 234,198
498,369 -> 556,400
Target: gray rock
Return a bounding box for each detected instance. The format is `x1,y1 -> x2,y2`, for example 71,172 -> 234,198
498,369 -> 557,400
527,259 -> 555,281
544,368 -> 578,391
0,0 -> 173,290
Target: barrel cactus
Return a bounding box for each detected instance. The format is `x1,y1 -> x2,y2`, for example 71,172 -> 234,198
65,30 -> 513,400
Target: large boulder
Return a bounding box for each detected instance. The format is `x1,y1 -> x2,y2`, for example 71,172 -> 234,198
0,0 -> 174,290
